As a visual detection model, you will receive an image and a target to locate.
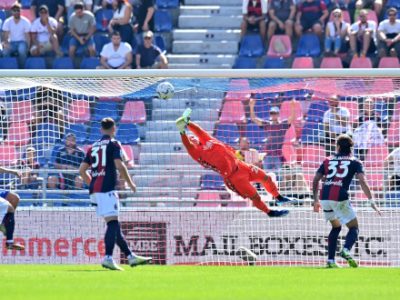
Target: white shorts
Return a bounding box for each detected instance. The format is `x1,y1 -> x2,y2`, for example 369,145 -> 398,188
90,191 -> 120,218
0,197 -> 9,221
321,200 -> 356,225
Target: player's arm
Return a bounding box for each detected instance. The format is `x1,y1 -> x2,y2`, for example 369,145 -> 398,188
249,98 -> 264,127
187,122 -> 214,144
0,167 -> 21,178
356,173 -> 382,215
114,159 -> 136,193
312,171 -> 324,212
79,162 -> 91,186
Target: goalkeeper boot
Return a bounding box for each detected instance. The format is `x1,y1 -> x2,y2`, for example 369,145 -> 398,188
267,209 -> 289,217
6,242 -> 25,251
326,261 -> 340,268
340,248 -> 358,268
128,254 -> 152,267
101,257 -> 124,271
275,195 -> 294,205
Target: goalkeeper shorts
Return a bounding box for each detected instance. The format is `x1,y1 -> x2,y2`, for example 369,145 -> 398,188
321,200 -> 356,225
90,191 -> 120,218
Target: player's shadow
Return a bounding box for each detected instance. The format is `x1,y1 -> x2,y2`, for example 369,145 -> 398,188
65,269 -> 109,272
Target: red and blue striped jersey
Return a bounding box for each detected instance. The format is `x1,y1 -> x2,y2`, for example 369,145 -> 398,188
317,155 -> 364,201
83,135 -> 123,194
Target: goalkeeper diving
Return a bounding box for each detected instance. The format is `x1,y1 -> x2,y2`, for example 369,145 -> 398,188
176,108 -> 295,217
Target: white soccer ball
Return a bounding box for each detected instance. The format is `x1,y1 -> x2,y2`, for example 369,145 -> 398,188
156,81 -> 174,100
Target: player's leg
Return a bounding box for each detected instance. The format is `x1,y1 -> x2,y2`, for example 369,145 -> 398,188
6,191 -> 20,209
0,197 -> 24,250
340,217 -> 359,268
320,200 -> 341,268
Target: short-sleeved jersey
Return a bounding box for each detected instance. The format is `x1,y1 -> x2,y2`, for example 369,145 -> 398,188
317,154 -> 364,201
83,135 -> 122,194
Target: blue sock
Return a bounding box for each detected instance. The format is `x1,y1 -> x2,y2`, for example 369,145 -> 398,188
105,220 -> 118,256
2,213 -> 15,242
328,226 -> 341,261
344,227 -> 359,251
115,222 -> 132,257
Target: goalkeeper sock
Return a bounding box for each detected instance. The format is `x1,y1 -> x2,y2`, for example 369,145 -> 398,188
115,222 -> 132,257
262,176 -> 279,198
105,220 -> 118,256
344,227 -> 359,251
251,195 -> 270,214
2,212 -> 15,242
328,226 -> 341,261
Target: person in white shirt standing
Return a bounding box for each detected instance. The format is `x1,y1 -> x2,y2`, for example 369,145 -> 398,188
349,9 -> 377,58
2,3 -> 31,67
30,5 -> 63,57
377,7 -> 400,58
98,31 -> 132,69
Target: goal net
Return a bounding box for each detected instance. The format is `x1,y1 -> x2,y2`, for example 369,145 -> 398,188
0,69 -> 399,267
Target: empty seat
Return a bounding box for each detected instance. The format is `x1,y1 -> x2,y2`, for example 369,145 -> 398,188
120,101 -> 146,123
292,57 -> 314,68
0,0 -> 16,9
219,101 -> 246,123
263,57 -> 285,69
233,57 -> 257,68
215,124 -> 240,145
0,57 -> 18,69
25,57 -> 46,69
69,99 -> 90,123
200,174 -> 225,190
320,57 -> 343,68
282,143 -> 297,163
155,35 -> 166,54
300,121 -> 324,144
0,9 -> 6,22
20,0 -> 31,8
246,122 -> 266,146
296,34 -> 321,57
306,100 -> 329,122
156,0 -> 179,8
299,145 -> 326,168
366,172 -> 384,191
378,57 -> 400,68
21,8 -> 34,21
365,145 -> 389,168
239,34 -> 264,57
387,121 -> 400,147
350,57 -> 372,68
196,192 -> 222,207
267,35 -> 292,58
33,123 -> 61,145
80,57 -> 100,69
65,124 -> 88,144
225,79 -> 251,101
11,100 -> 33,122
92,102 -> 119,121
338,101 -> 359,122
154,10 -> 173,32
254,99 -> 272,120
53,57 -> 74,69
7,122 -> 30,146
0,145 -> 17,165
374,101 -> 389,121
95,9 -> 113,32
116,123 -> 140,144
365,10 -> 378,23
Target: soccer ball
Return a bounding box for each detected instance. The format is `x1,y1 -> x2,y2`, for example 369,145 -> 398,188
156,81 -> 174,100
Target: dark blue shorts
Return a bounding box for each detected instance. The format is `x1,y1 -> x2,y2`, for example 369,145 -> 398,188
69,36 -> 95,48
0,190 -> 9,199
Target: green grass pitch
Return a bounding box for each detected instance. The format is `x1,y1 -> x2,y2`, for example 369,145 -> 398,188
0,265 -> 399,300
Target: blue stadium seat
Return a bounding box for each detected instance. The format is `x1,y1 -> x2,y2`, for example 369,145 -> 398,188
94,34 -> 110,54
80,57 -> 100,69
263,57 -> 285,69
95,9 -> 113,32
233,57 -> 257,69
215,124 -> 240,145
386,0 -> 400,9
154,10 -> 173,32
254,99 -> 272,120
200,174 -> 225,190
0,57 -> 19,69
21,0 -> 31,8
239,34 -> 264,57
53,57 -> 74,69
385,192 -> 400,207
296,34 -> 321,57
374,101 -> 389,121
155,35 -> 166,54
117,123 -> 140,144
156,0 -> 179,8
92,102 -> 119,121
60,34 -> 71,55
33,123 -> 61,145
246,123 -> 267,146
0,10 -> 6,23
305,101 -> 329,122
88,122 -> 102,142
48,143 -> 63,167
66,124 -> 88,144
300,121 -> 324,144
25,57 -> 46,69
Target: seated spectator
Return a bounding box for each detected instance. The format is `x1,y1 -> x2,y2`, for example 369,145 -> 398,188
68,2 -> 96,59
279,163 -> 311,200
249,98 -> 296,171
324,8 -> 350,56
355,0 -> 382,21
66,0 -> 93,20
1,3 -> 31,68
355,97 -> 382,128
135,30 -> 168,69
295,0 -> 329,38
30,5 -> 63,57
47,175 -> 60,189
54,133 -> 85,189
377,7 -> 400,59
108,0 -> 134,45
134,0 -> 155,35
323,95 -> 352,156
240,0 -> 268,43
268,0 -> 296,40
98,31 -> 132,68
349,9 -> 377,58
31,0 -> 65,37
235,137 -> 263,168
384,147 -> 400,191
18,146 -> 42,189
74,175 -> 86,189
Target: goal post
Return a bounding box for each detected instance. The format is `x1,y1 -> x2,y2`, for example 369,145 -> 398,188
0,69 -> 399,267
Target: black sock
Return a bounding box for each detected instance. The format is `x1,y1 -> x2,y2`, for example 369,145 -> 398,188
328,226 -> 341,260
116,222 -> 132,257
2,213 -> 15,242
344,227 -> 359,251
105,220 -> 118,256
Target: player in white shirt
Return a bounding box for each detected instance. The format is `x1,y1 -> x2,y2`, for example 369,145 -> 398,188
99,31 -> 132,69
2,3 -> 31,67
377,7 -> 400,58
349,9 -> 377,58
30,5 -> 63,57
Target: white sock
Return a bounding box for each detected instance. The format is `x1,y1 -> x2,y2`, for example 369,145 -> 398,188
327,259 -> 335,263
6,240 -> 13,244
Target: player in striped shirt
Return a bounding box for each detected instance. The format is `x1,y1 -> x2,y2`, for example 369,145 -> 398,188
312,134 -> 381,268
79,117 -> 151,271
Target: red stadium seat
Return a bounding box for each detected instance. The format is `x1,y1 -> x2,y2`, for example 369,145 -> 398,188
378,57 -> 400,68
267,35 -> 292,58
366,10 -> 378,24
11,100 -> 33,122
121,145 -> 135,168
292,57 -> 314,69
6,122 -> 30,146
320,57 -> 343,68
282,143 -> 297,163
196,192 -> 221,207
366,172 -> 384,191
299,145 -> 326,168
350,57 -> 372,68
69,100 -> 90,123
0,145 -> 17,165
219,101 -> 246,123
329,10 -> 351,23
388,121 -> 400,147
338,101 -> 359,122
225,79 -> 251,101
0,0 -> 15,9
365,145 -> 389,168
280,100 -> 303,122
21,9 -> 35,22
98,97 -> 122,102
120,101 -> 146,124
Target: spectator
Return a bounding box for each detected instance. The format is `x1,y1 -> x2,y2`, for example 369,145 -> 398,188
249,98 -> 296,171
54,133 -> 85,189
279,163 -> 311,200
355,0 -> 382,21
68,2 -> 96,59
1,3 -> 31,68
66,0 -> 93,20
235,136 -> 263,168
0,104 -> 9,142
30,5 -> 63,57
47,175 -> 60,189
377,7 -> 400,58
134,0 -> 155,35
135,30 -> 168,69
324,8 -> 349,56
295,0 -> 329,38
384,147 -> 400,191
98,30 -> 132,68
31,0 -> 65,37
108,0 -> 134,45
323,95 -> 352,155
267,0 -> 296,40
356,97 -> 381,128
240,0 -> 268,43
18,146 -> 42,189
349,9 -> 377,58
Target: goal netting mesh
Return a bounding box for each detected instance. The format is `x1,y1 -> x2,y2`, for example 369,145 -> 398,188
0,70 -> 399,267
